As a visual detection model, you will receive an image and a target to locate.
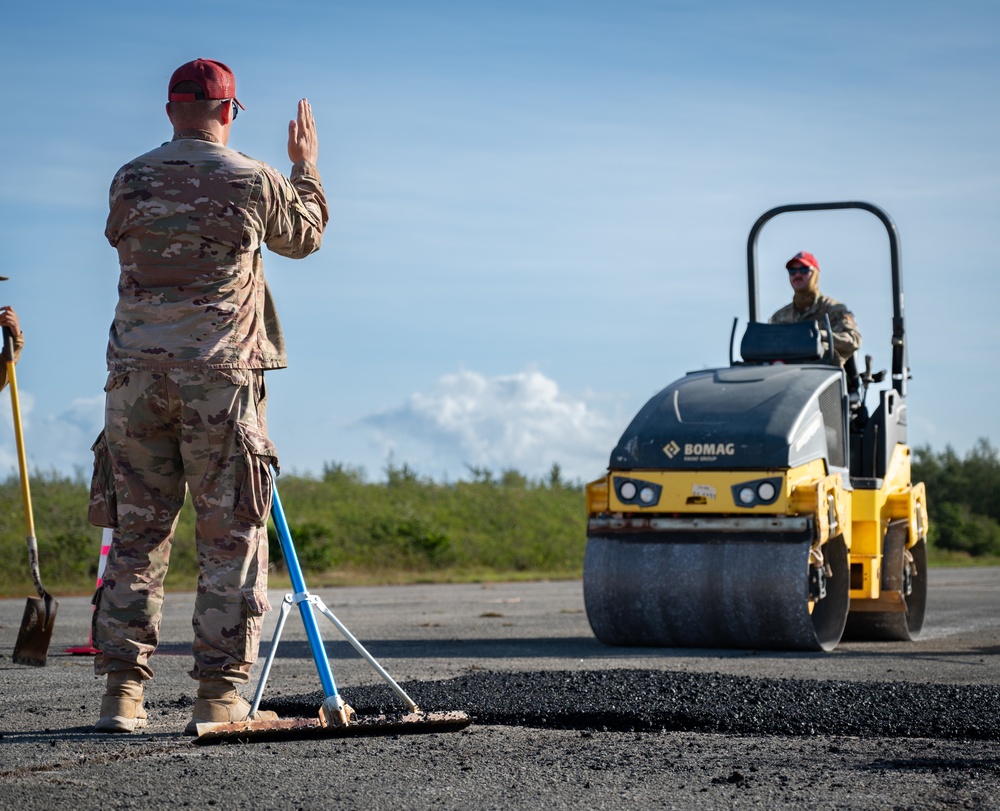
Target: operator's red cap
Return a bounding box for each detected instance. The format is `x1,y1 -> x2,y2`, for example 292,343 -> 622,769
168,58 -> 245,110
786,251 -> 819,272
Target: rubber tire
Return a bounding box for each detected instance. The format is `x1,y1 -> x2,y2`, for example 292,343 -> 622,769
843,530 -> 927,642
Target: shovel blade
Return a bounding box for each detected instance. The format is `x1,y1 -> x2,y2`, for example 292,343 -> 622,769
12,593 -> 58,667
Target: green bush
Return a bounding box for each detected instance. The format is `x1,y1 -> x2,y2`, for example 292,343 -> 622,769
928,502 -> 1000,557
913,438 -> 1000,559
0,471 -> 106,594
264,462 -> 584,579
0,463 -> 588,595
268,520 -> 338,572
913,439 -> 999,521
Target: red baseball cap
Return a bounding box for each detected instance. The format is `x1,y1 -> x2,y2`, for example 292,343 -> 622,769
785,251 -> 819,272
168,58 -> 245,110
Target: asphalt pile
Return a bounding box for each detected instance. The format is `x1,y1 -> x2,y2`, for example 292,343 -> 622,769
267,669 -> 1000,740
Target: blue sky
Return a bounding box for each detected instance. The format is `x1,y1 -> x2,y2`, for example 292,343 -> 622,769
0,1 -> 996,483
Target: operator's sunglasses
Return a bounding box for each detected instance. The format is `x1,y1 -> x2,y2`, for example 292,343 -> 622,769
231,100 -> 239,120
787,266 -> 813,276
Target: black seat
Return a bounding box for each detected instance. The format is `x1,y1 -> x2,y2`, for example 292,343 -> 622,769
740,321 -> 826,364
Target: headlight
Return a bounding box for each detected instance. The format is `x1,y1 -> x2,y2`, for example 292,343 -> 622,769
731,477 -> 782,508
613,476 -> 662,507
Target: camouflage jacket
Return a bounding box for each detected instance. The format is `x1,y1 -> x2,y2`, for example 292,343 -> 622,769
769,293 -> 862,364
105,132 -> 328,372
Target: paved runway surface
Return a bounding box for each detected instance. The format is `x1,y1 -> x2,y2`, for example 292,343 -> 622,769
1,568 -> 998,809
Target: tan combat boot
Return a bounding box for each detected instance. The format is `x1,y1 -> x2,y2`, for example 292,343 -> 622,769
94,670 -> 148,733
184,679 -> 278,735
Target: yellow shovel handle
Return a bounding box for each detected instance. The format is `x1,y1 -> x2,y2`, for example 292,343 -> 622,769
3,327 -> 35,541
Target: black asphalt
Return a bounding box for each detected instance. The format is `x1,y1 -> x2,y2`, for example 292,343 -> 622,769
2,572 -> 999,809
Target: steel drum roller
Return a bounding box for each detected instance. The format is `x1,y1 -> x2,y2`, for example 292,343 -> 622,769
584,532 -> 850,651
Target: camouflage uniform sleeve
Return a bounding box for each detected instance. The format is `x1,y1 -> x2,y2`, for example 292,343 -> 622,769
104,164 -> 130,248
0,330 -> 24,391
769,304 -> 795,324
259,160 -> 329,259
826,302 -> 862,360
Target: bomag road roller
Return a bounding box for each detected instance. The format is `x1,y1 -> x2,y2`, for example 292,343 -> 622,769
583,201 -> 928,652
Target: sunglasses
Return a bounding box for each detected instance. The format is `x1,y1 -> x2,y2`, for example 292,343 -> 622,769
787,266 -> 813,276
231,100 -> 239,120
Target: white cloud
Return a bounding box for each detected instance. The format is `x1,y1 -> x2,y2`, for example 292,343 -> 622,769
0,393 -> 104,479
360,369 -> 621,482
0,388 -> 35,476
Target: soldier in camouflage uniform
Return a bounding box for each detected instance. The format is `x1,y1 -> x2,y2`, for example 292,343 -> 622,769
89,58 -> 328,734
769,251 -> 861,366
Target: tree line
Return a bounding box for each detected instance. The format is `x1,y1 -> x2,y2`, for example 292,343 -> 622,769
912,438 -> 999,557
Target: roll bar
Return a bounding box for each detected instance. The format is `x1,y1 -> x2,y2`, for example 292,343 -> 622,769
745,201 -> 907,397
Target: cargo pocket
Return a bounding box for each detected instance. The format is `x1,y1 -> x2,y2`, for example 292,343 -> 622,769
233,425 -> 278,526
88,431 -> 118,528
238,587 -> 272,661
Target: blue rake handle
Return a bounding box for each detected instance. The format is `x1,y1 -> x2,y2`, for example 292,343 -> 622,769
267,478 -> 347,720
253,473 -> 419,725
251,470 -> 420,724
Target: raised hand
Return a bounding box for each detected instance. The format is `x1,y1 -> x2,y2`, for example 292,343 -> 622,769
287,98 -> 319,165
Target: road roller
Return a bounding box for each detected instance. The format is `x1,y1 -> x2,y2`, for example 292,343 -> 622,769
583,201 -> 928,651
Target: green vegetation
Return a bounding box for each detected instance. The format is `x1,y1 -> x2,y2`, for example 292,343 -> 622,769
912,438 -> 1000,562
0,462 -> 586,597
262,461 -> 584,587
0,471 -> 106,593
0,442 -> 996,598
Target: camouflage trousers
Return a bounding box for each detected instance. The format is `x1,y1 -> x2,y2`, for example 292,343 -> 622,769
89,368 -> 278,685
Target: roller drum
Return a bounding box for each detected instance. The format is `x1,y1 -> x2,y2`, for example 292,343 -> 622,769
584,532 -> 849,652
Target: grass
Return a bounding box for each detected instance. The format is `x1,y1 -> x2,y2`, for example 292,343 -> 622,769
0,465 -> 587,598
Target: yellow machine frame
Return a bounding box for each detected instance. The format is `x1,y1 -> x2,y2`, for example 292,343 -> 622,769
586,442 -> 927,610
